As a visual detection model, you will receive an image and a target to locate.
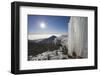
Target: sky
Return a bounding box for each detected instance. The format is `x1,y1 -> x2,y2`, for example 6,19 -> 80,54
28,15 -> 70,34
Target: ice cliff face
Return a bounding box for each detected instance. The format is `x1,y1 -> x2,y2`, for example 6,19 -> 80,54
68,17 -> 88,58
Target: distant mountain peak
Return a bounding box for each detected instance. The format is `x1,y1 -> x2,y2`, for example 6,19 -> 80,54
29,35 -> 58,44
35,35 -> 57,44
48,35 -> 57,39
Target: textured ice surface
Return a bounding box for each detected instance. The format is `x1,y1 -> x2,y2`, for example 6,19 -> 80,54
68,17 -> 88,58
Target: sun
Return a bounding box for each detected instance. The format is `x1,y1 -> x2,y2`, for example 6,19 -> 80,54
40,22 -> 46,29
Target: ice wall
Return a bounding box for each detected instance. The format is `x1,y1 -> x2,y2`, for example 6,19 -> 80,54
68,17 -> 88,58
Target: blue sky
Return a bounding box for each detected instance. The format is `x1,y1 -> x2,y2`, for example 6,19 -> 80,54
28,15 -> 70,34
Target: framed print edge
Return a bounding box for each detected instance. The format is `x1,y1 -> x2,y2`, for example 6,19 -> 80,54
11,2 -> 20,74
11,1 -> 98,74
94,7 -> 98,69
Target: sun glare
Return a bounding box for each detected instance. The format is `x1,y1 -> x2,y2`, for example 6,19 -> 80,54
40,22 -> 46,29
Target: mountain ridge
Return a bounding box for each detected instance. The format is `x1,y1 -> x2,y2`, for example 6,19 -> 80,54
33,35 -> 57,44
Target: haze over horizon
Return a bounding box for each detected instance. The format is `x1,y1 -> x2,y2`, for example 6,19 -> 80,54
28,33 -> 67,40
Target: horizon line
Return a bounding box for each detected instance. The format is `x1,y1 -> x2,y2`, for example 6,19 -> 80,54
28,32 -> 68,35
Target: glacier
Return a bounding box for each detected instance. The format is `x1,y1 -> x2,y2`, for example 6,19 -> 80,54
68,16 -> 88,58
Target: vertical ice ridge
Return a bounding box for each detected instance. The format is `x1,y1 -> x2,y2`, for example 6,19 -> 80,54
68,17 -> 88,58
